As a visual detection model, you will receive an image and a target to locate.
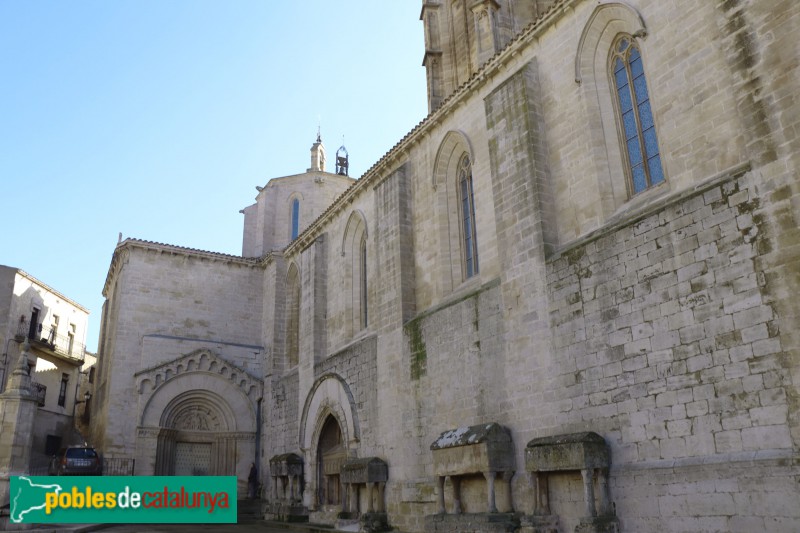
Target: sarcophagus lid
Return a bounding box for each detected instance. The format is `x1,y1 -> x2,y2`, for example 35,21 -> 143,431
525,432 -> 610,472
269,453 -> 304,477
341,457 -> 388,484
430,423 -> 514,477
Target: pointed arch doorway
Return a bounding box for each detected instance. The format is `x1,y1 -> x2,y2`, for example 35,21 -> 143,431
317,415 -> 346,508
299,373 -> 360,513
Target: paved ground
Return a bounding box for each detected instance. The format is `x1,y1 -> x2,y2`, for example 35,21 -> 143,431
6,519 -> 315,533
21,522 -> 332,533
92,525 -> 304,533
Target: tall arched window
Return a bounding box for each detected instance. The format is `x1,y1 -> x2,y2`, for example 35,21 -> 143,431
342,211 -> 368,335
458,153 -> 479,278
359,235 -> 368,329
290,198 -> 300,240
610,35 -> 664,195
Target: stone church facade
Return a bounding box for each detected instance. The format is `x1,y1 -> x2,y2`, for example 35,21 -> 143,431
92,1 -> 800,532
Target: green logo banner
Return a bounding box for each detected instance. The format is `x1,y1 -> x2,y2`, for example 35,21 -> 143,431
10,476 -> 237,524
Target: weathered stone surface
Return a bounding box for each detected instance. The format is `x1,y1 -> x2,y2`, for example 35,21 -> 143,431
88,1 -> 800,532
526,432 -> 609,472
424,512 -> 520,533
270,453 -> 303,477
432,423 -> 515,477
341,457 -> 388,484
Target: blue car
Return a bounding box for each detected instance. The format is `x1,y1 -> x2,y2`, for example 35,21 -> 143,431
48,446 -> 102,476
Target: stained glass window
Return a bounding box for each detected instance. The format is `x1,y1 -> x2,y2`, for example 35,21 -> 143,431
459,154 -> 479,278
611,36 -> 664,195
291,198 -> 300,240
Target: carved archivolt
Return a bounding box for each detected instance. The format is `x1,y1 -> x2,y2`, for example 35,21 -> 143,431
135,348 -> 262,402
300,373 -> 360,452
172,405 -> 221,431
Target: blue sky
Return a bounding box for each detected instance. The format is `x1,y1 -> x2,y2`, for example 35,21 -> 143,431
0,1 -> 428,352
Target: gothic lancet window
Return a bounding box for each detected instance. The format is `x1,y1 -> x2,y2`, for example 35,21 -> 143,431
290,198 -> 300,240
342,210 -> 368,336
610,35 -> 664,195
459,153 -> 479,278
359,235 -> 368,329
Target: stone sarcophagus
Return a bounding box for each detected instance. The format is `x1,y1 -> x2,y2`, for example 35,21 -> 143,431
341,457 -> 388,486
524,432 -> 618,533
271,452 -> 304,476
340,457 -> 389,532
430,423 -> 515,515
525,432 -> 609,473
268,453 -> 307,522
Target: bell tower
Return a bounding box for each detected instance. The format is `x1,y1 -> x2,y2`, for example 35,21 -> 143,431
309,128 -> 326,172
336,143 -> 349,176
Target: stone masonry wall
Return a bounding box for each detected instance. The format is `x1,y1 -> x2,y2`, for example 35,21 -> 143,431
387,280 -> 504,533
270,369 -> 300,457
545,166 -> 798,530
315,335 -> 379,450
94,244 -> 264,457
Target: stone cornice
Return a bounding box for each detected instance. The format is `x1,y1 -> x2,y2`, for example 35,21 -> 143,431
103,238 -> 262,297
12,268 -> 89,313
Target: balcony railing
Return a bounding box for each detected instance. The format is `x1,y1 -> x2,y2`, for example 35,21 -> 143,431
31,381 -> 46,407
17,317 -> 85,362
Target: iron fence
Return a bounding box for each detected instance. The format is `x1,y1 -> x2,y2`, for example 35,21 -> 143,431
27,457 -> 135,476
28,464 -> 50,476
102,457 -> 135,476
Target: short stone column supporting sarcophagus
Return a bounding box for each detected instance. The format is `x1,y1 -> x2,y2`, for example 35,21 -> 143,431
340,457 -> 389,532
524,432 -> 618,533
268,453 -> 308,522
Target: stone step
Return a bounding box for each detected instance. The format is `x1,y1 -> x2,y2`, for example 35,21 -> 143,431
237,499 -> 263,522
262,521 -> 338,532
